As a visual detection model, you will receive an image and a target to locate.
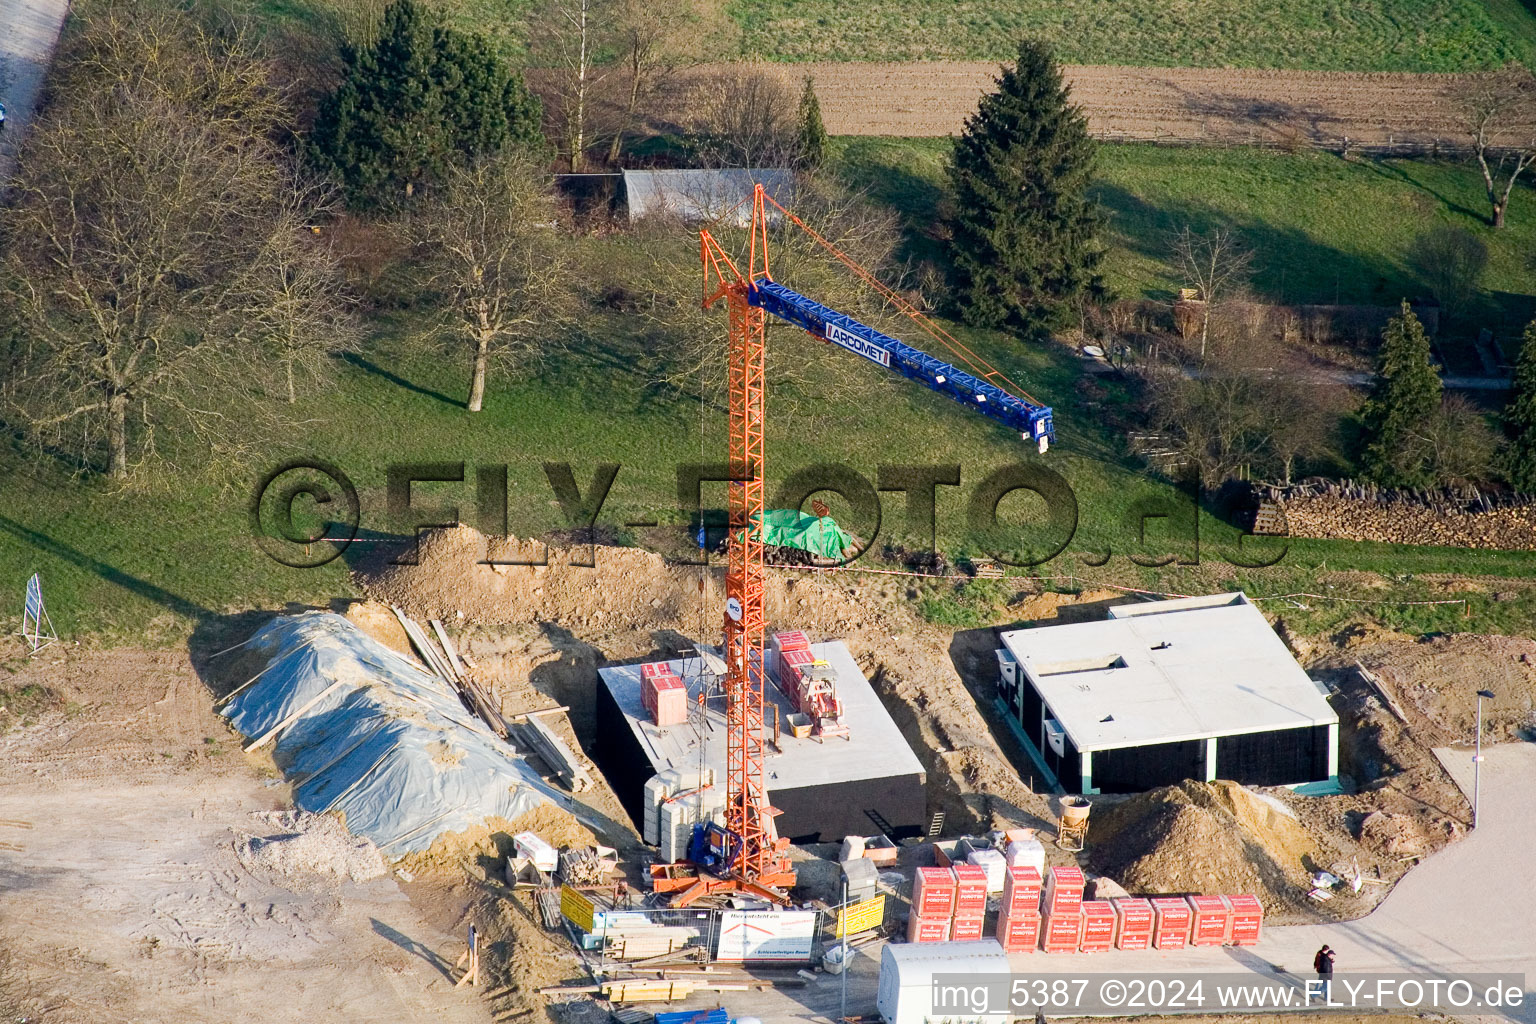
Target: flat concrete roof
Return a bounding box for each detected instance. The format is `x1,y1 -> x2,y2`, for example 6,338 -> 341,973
597,641 -> 925,792
999,593 -> 1336,752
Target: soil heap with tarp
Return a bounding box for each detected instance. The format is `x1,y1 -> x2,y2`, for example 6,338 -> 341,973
221,611 -> 565,857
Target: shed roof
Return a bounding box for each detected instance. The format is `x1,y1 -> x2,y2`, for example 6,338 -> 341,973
999,593 -> 1336,752
621,168 -> 795,225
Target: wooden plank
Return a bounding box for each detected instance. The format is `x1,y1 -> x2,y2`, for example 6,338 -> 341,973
243,680 -> 349,752
429,620 -> 467,680
508,705 -> 571,721
391,606 -> 455,686
1354,660 -> 1409,723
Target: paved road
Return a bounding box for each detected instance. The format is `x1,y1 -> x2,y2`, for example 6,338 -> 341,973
1012,741 -> 1536,1020
0,0 -> 69,181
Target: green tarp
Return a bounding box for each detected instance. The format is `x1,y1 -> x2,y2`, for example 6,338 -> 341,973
753,509 -> 853,560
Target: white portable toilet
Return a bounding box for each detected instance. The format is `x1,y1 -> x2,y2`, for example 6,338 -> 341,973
877,940 -> 1011,1024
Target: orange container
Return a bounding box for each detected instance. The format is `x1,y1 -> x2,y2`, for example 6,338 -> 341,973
1079,900 -> 1116,953
643,674 -> 688,726
912,866 -> 957,919
995,908 -> 1041,953
1225,895 -> 1264,946
906,913 -> 951,943
1112,898 -> 1155,951
1187,895 -> 1231,946
1150,896 -> 1192,950
1002,866 -> 1042,917
1040,911 -> 1084,953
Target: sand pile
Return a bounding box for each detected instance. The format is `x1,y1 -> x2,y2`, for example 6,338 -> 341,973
236,810 -> 387,883
1088,781 -> 1317,912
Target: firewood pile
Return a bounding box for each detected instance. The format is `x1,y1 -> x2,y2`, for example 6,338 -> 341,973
1254,479 -> 1536,550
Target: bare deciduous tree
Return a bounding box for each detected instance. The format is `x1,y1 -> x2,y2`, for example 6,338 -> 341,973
1,4 -> 345,479
1168,225 -> 1254,359
1461,67 -> 1536,229
533,0 -> 613,172
604,0 -> 689,165
410,154 -> 572,412
687,67 -> 797,169
237,181 -> 362,404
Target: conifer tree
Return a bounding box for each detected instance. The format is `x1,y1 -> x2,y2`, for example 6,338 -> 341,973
1360,301 -> 1444,487
1502,319 -> 1536,491
795,75 -> 828,171
945,40 -> 1103,330
311,0 -> 542,207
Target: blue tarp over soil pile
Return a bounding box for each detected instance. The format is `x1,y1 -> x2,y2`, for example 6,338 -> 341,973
222,611 -> 559,856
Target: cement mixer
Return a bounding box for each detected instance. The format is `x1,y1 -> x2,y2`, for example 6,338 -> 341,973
1057,795 -> 1092,851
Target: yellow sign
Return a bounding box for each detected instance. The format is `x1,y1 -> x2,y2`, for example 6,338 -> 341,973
836,895 -> 885,935
561,884 -> 595,932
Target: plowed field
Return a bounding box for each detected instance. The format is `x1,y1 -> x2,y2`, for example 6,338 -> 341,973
718,63 -> 1508,146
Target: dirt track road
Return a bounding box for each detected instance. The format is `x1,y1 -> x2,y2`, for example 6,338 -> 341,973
0,0 -> 68,179
738,62 -> 1494,146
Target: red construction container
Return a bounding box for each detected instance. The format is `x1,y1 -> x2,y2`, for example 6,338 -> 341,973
1040,912 -> 1083,953
906,913 -> 950,943
1002,866 -> 1042,917
1043,865 -> 1085,916
912,866 -> 957,920
1079,900 -> 1116,953
1112,898 -> 1155,951
1224,895 -> 1264,946
643,674 -> 687,727
950,915 -> 986,942
771,630 -> 810,655
1150,897 -> 1192,950
951,864 -> 989,915
639,669 -> 679,710
995,908 -> 1041,953
778,647 -> 815,689
1187,895 -> 1231,946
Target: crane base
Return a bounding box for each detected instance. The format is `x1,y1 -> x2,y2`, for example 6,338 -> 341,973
669,871 -> 797,907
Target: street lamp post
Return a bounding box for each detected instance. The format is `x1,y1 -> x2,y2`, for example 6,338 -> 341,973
1473,689 -> 1495,829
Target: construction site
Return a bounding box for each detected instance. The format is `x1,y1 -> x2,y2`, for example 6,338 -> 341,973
2,183 -> 1533,1024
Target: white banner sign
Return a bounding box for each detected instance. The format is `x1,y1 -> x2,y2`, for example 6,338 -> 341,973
824,322 -> 891,367
715,909 -> 817,962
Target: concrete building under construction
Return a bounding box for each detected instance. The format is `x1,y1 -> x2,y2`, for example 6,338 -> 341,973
594,640 -> 926,845
997,593 -> 1339,794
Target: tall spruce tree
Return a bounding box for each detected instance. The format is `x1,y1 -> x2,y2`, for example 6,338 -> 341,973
311,0 -> 542,208
1502,319 -> 1536,491
795,75 -> 828,171
1360,301 -> 1444,487
945,40 -> 1103,330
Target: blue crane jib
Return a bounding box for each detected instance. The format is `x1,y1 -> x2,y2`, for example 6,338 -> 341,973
747,280 -> 1054,448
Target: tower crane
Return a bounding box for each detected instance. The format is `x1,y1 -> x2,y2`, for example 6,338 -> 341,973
676,185 -> 1055,907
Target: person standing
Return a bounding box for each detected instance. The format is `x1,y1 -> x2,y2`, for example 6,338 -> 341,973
1313,944 -> 1336,1003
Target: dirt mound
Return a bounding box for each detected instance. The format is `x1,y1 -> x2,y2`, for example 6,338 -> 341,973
1347,634 -> 1536,743
235,810 -> 387,883
397,806 -> 599,878
1088,781 -> 1317,913
342,599 -> 412,656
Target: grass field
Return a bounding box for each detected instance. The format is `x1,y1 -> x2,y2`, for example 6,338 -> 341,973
5,142 -> 1536,646
835,138 -> 1536,332
726,0 -> 1536,70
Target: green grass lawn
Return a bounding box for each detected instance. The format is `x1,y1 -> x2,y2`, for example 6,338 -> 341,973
6,142 -> 1536,646
726,0 -> 1536,70
836,137 -> 1536,334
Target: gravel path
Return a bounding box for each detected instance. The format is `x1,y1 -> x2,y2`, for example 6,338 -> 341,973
0,0 -> 68,180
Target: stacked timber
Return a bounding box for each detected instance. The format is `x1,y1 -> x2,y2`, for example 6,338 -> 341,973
1252,480 -> 1536,551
